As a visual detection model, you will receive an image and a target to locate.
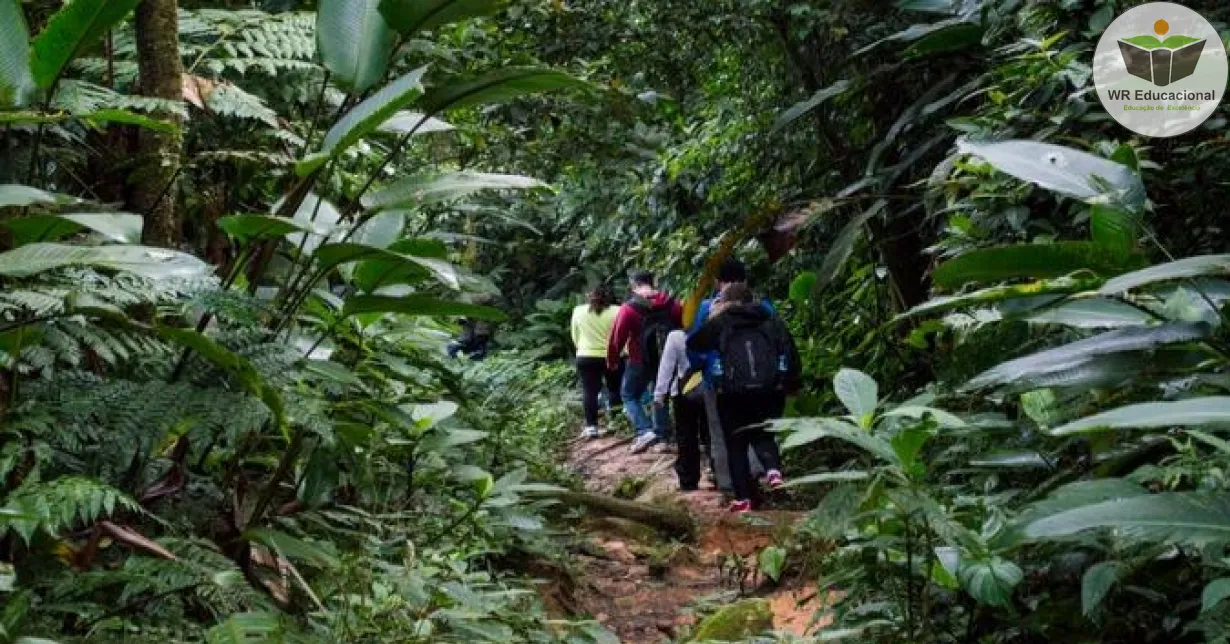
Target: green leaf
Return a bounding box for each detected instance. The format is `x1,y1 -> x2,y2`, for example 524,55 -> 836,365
813,200 -> 886,293
378,110 -> 454,135
1022,492 -> 1230,546
1050,397 -> 1230,435
772,79 -> 850,132
903,22 -> 982,58
1081,561 -> 1121,617
1090,205 -> 1138,254
788,271 -> 818,305
415,67 -> 585,116
315,242 -> 459,290
881,406 -> 965,428
362,171 -> 548,210
1202,578 -> 1230,613
900,276 -> 1100,319
80,108 -> 178,134
342,294 -> 507,321
217,214 -> 332,244
351,237 -> 446,291
0,0 -> 33,108
0,243 -> 210,279
205,612 -> 284,644
956,139 -> 1146,210
282,192 -> 341,255
933,242 -> 1146,289
783,471 -> 872,487
351,211 -> 405,249
758,545 -> 787,583
0,184 -> 81,208
1101,255 -> 1230,295
156,327 -> 286,433
890,427 -> 930,470
834,368 -> 878,422
996,479 -> 1148,548
777,418 -> 899,465
1,212 -> 142,245
243,528 -> 338,568
958,557 -> 1022,608
1021,298 -> 1155,329
296,65 -> 428,175
379,0 -> 506,35
963,322 -> 1208,391
317,0 -> 396,94
30,0 -> 141,89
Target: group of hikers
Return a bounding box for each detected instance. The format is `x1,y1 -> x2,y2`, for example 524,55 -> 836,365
569,259 -> 801,513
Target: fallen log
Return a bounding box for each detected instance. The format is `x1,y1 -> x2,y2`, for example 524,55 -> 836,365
553,490 -> 695,539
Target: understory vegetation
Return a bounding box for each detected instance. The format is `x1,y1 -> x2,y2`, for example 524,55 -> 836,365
1,0 -> 1230,642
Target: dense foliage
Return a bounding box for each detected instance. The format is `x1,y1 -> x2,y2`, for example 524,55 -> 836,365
3,0 -> 1230,642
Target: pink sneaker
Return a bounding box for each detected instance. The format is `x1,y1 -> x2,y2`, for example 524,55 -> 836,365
766,469 -> 785,490
729,499 -> 752,514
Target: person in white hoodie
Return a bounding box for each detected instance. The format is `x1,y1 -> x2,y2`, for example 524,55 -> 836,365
653,330 -> 710,491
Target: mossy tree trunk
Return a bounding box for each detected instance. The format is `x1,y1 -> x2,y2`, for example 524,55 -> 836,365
129,0 -> 185,248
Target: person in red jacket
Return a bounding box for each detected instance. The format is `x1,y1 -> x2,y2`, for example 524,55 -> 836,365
607,271 -> 682,453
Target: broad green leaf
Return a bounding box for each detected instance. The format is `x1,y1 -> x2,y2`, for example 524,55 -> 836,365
281,193 -> 341,255
342,294 -> 506,321
758,545 -> 787,583
996,479 -> 1148,548
351,237 -> 446,292
855,18 -> 968,55
968,451 -> 1050,469
0,243 -> 209,279
217,214 -> 332,244
378,0 -> 506,35
958,557 -> 1022,608
788,271 -> 818,305
957,139 -> 1146,210
243,528 -> 338,568
783,471 -> 872,487
30,0 -> 142,89
881,405 -> 965,428
890,427 -> 929,471
317,0 -> 395,94
156,327 -> 286,433
363,171 -> 547,210
963,322 -> 1208,391
1020,298 -> 1154,329
0,184 -> 81,208
903,22 -> 982,58
1203,578 -> 1230,613
933,242 -> 1146,289
1081,561 -> 1121,616
0,0 -> 33,108
1090,205 -> 1138,254
1,212 -> 142,245
833,368 -> 878,422
0,108 -> 178,133
1050,397 -> 1230,435
813,200 -> 886,293
772,79 -> 850,132
378,110 -> 454,135
315,242 -> 459,289
405,400 -> 460,428
351,210 -> 405,249
1101,254 -> 1230,295
415,67 -> 585,116
1020,388 -> 1058,427
1022,492 -> 1230,546
777,418 -> 899,465
900,276 -> 1100,319
296,65 -> 428,175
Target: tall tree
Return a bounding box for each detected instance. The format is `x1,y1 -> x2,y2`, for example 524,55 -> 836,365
129,0 -> 184,247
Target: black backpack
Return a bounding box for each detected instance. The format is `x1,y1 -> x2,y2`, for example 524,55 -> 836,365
633,299 -> 676,373
718,318 -> 788,395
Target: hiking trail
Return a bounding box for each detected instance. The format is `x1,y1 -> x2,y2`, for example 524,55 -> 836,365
562,434 -> 831,642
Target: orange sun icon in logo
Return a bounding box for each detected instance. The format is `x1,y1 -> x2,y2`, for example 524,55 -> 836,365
1154,19 -> 1169,35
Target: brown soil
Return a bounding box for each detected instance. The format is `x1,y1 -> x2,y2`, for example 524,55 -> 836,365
565,434 -> 833,642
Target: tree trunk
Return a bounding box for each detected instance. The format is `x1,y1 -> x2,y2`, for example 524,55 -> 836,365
129,0 -> 184,248
553,491 -> 695,539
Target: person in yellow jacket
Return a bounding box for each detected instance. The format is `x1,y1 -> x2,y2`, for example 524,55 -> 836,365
571,285 -> 623,438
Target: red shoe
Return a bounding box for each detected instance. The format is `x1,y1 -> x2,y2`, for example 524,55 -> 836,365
729,499 -> 752,514
766,469 -> 785,490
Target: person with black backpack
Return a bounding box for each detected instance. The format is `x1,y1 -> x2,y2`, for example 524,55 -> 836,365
607,271 -> 682,453
687,282 -> 801,513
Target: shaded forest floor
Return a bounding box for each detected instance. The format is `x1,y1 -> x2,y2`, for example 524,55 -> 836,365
563,434 -> 830,642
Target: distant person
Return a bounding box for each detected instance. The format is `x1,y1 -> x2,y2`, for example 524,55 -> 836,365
447,318 -> 492,360
688,282 -> 801,513
654,328 -> 710,491
607,271 -> 682,453
571,285 -> 623,439
687,258 -> 776,494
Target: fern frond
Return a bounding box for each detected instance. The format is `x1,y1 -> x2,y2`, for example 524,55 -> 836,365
1,477 -> 140,543
205,83 -> 279,126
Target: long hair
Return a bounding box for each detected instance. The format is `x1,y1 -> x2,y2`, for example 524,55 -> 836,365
588,284 -> 614,315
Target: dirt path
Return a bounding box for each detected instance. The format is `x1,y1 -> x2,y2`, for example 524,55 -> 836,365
565,435 -> 828,642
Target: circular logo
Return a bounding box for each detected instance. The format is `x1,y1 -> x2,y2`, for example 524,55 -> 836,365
1093,2 -> 1228,138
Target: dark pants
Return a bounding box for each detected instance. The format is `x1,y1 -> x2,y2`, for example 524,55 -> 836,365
576,357 -> 623,427
672,395 -> 707,490
717,392 -> 784,502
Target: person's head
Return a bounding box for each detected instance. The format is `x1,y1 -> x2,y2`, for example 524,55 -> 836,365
587,284 -> 614,314
710,282 -> 753,319
716,258 -> 748,291
630,270 -> 656,297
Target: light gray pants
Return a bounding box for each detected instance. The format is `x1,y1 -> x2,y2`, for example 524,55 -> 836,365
703,387 -> 765,493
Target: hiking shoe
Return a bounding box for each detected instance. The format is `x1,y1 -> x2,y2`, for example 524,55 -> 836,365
766,469 -> 785,490
630,433 -> 659,454
653,441 -> 675,454
728,499 -> 752,514
581,426 -> 602,439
